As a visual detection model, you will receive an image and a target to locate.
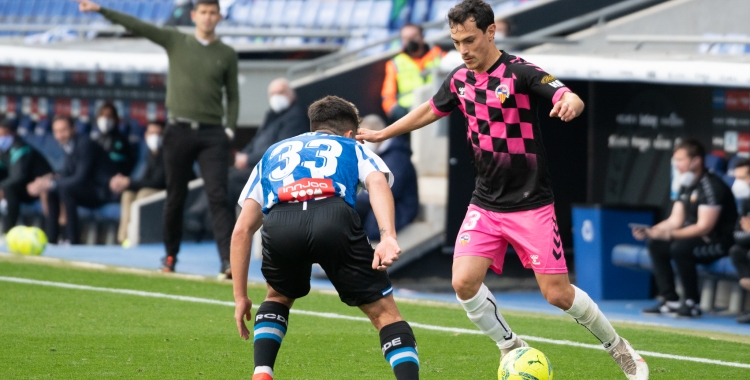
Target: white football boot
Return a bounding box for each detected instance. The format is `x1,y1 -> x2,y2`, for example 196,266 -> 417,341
606,337 -> 649,380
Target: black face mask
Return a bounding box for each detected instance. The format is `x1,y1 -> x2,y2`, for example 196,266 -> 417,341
404,40 -> 422,55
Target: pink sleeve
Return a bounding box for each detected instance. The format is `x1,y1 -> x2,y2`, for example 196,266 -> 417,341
430,97 -> 451,117
552,87 -> 572,104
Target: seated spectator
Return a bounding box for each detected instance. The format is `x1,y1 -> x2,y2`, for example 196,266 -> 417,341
0,116 -> 52,233
355,114 -> 419,241
632,139 -> 737,318
93,102 -> 134,175
495,18 -> 511,38
228,78 -> 308,203
27,116 -> 117,244
110,122 -> 167,245
728,158 -> 750,324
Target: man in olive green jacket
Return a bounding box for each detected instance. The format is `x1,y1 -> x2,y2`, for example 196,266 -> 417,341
78,0 -> 239,278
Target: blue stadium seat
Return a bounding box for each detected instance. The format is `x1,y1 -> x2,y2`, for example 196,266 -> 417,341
430,0 -> 454,22
368,0 -> 392,28
705,153 -> 727,175
280,0 -> 304,28
299,0 -> 321,29
332,0 -> 355,29
410,0 -> 429,24
139,0 -> 157,22
155,1 -> 174,24
264,0 -> 287,28
249,0 -> 271,28
19,0 -> 38,23
4,0 -> 21,22
349,0 -> 372,29
34,0 -> 53,23
315,0 -> 339,29
228,0 -> 252,24
0,1 -> 8,22
48,0 -> 66,23
122,0 -> 142,18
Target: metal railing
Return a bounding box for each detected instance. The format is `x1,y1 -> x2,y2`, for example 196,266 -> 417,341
607,34 -> 750,50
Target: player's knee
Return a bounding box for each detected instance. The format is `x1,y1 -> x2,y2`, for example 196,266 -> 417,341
452,275 -> 481,300
543,288 -> 574,310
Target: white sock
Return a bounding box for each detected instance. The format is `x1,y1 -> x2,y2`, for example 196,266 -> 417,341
458,283 -> 516,349
564,285 -> 618,348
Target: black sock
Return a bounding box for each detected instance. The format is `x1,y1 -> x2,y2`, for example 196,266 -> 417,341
253,301 -> 290,378
380,321 -> 419,380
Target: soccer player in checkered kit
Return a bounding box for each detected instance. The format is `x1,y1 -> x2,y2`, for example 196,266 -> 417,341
232,96 -> 420,380
357,1 -> 648,379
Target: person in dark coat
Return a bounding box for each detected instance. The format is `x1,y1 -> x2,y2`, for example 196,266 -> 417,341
0,116 -> 53,233
727,158 -> 750,324
356,114 -> 419,240
110,122 -> 167,244
228,78 -> 309,203
27,116 -> 117,244
93,102 -> 135,175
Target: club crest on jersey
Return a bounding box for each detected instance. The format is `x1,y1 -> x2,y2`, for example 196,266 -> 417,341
459,233 -> 471,246
278,178 -> 335,202
495,84 -> 510,103
458,87 -> 466,97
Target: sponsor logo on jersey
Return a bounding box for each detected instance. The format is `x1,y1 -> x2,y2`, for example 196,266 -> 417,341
541,74 -> 556,84
495,84 -> 510,103
459,233 -> 471,246
278,178 -> 335,202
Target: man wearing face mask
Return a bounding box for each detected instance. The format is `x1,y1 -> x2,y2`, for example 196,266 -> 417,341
93,103 -> 135,176
633,139 -> 737,318
27,116 -> 117,244
228,78 -> 308,204
110,122 -> 168,245
727,159 -> 750,324
0,116 -> 52,234
381,24 -> 445,124
355,115 -> 418,241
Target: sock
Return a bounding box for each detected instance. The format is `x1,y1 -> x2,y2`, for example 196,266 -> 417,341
253,301 -> 290,380
564,285 -> 618,348
380,321 -> 419,380
457,283 -> 516,350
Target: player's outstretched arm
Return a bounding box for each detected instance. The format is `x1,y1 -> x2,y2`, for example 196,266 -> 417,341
77,0 -> 176,48
550,92 -> 585,122
230,199 -> 264,340
365,172 -> 402,271
357,101 -> 442,143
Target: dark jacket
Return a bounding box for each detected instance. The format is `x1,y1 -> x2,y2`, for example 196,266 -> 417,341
58,134 -> 117,191
735,199 -> 750,247
356,136 -> 419,240
243,102 -> 309,168
94,130 -> 134,175
0,138 -> 52,190
128,149 -> 166,191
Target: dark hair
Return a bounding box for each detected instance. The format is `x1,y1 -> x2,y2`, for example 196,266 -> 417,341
400,23 -> 424,36
97,102 -> 120,124
307,96 -> 361,136
52,115 -> 74,129
735,158 -> 750,171
674,138 -> 705,160
0,115 -> 16,132
447,0 -> 495,32
147,121 -> 165,129
194,0 -> 220,10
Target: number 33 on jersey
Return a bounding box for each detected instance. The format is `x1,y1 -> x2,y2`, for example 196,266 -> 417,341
238,132 -> 394,213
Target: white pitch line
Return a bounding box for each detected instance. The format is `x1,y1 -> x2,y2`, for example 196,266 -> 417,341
2,275 -> 749,370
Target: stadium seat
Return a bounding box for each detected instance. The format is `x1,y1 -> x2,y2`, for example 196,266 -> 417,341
155,1 -> 174,24
4,0 -> 21,23
265,0 -> 287,28
281,0 -> 304,28
410,0 -> 430,24
316,0 -> 339,29
228,0 -> 252,25
299,0 -> 321,29
705,153 -> 727,174
138,1 -> 157,23
369,0 -> 392,28
430,0 -> 454,22
19,0 -> 37,23
332,0 -> 355,29
249,0 -> 271,28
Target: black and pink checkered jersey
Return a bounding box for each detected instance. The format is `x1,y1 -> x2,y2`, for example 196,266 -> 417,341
430,51 -> 572,212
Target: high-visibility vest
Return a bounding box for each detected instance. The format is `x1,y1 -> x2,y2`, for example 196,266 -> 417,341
392,46 -> 443,109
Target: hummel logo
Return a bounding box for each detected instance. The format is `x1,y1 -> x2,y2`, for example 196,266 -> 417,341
458,87 -> 465,97
548,80 -> 565,89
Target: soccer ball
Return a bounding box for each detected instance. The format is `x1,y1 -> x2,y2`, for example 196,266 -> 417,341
499,347 -> 554,380
6,226 -> 47,256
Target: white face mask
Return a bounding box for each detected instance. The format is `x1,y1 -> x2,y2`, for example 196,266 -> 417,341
269,94 -> 290,113
732,179 -> 750,200
145,134 -> 162,152
677,171 -> 696,187
97,117 -> 115,134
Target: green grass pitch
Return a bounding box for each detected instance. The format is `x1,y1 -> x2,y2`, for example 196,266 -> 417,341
1,256 -> 749,379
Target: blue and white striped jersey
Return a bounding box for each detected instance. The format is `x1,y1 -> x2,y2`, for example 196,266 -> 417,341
238,132 -> 393,213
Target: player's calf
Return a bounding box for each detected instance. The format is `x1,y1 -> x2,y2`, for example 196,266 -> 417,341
253,301 -> 290,380
380,321 -> 420,380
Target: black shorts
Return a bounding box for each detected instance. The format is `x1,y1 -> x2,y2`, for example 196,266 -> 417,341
260,197 -> 392,307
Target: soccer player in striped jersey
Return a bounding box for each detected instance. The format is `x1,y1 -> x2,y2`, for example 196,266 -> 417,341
231,96 -> 419,380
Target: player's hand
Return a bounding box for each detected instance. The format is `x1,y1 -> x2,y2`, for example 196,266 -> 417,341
76,0 -> 102,13
356,128 -> 385,144
645,227 -> 671,241
372,236 -> 401,271
550,92 -> 584,122
741,216 -> 750,232
631,227 -> 648,241
234,296 -> 253,340
234,153 -> 249,170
